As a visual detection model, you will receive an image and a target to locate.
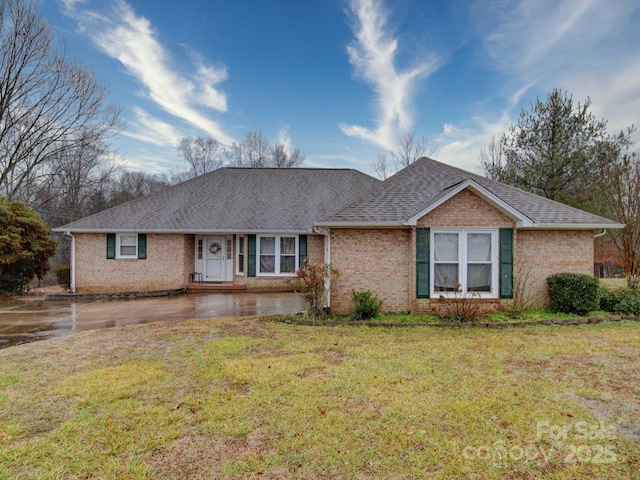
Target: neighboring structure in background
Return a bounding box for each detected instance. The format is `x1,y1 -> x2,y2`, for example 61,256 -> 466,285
54,158 -> 624,314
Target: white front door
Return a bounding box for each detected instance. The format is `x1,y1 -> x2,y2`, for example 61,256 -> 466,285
204,236 -> 226,281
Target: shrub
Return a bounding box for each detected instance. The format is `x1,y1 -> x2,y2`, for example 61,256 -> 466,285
351,290 -> 383,320
437,283 -> 491,323
285,264 -> 340,319
615,293 -> 640,315
54,265 -> 71,289
546,273 -> 599,315
0,197 -> 56,293
598,286 -> 620,312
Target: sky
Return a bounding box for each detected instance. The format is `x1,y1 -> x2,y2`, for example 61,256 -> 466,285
39,0 -> 640,177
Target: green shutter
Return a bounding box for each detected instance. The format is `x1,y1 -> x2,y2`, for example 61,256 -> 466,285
499,228 -> 514,299
247,234 -> 256,277
416,228 -> 430,298
106,233 -> 116,259
298,235 -> 308,268
137,234 -> 147,260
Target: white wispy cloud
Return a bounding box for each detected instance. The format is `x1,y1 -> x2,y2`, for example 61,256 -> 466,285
474,0 -> 640,132
433,111 -> 513,173
436,0 -> 640,171
276,125 -> 292,153
62,0 -> 235,145
340,0 -> 440,150
120,107 -> 182,147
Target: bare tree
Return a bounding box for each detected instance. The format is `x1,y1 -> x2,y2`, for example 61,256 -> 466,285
32,138 -> 118,227
594,135 -> 640,287
0,0 -> 121,199
271,143 -> 304,168
479,135 -> 510,181
372,131 -> 433,179
177,136 -> 225,177
372,153 -> 392,180
241,131 -> 271,167
390,131 -> 434,169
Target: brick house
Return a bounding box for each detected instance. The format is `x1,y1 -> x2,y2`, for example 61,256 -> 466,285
54,158 -> 623,314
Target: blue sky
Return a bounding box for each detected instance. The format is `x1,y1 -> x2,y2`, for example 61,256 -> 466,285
40,0 -> 640,176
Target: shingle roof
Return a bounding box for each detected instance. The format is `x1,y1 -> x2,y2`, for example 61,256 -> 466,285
318,157 -> 622,228
55,167 -> 380,233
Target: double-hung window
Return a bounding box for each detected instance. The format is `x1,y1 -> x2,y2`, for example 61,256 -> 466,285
258,235 -> 297,275
116,233 -> 138,259
432,229 -> 498,296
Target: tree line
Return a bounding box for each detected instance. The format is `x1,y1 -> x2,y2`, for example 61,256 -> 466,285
478,89 -> 639,287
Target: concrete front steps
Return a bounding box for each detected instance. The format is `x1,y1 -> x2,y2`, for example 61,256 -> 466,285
186,282 -> 247,294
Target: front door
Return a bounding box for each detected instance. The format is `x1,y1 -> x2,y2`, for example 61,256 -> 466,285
204,236 -> 226,281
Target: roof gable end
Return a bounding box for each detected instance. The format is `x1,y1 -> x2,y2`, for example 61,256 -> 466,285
403,179 -> 534,227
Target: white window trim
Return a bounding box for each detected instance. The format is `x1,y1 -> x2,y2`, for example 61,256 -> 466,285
116,232 -> 138,259
236,235 -> 245,275
257,234 -> 298,276
430,228 -> 499,298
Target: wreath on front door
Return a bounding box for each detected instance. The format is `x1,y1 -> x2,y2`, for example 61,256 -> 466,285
209,242 -> 222,255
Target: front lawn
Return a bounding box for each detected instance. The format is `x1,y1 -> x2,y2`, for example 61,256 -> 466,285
1,317 -> 639,479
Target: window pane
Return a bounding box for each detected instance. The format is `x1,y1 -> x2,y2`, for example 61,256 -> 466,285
260,237 -> 275,254
280,237 -> 296,255
238,255 -> 244,273
120,234 -> 137,256
260,255 -> 275,273
467,234 -> 491,262
467,264 -> 491,292
434,263 -> 459,291
434,233 -> 458,262
280,255 -> 295,273
120,246 -> 136,256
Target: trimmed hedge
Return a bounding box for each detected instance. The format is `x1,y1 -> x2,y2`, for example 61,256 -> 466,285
547,273 -> 599,315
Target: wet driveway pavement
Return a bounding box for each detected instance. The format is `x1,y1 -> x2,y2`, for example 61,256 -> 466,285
0,293 -> 306,349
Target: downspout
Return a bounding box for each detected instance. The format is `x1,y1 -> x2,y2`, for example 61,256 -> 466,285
594,229 -> 608,239
313,226 -> 331,311
65,232 -> 76,293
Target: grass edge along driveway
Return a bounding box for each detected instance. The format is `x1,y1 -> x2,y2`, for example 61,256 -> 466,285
0,316 -> 638,479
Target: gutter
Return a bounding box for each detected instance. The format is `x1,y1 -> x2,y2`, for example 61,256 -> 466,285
64,231 -> 76,293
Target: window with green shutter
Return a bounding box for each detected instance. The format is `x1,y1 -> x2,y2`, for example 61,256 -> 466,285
247,234 -> 256,277
499,228 -> 514,299
416,228 -> 430,298
298,235 -> 308,268
137,234 -> 147,260
106,233 -> 116,259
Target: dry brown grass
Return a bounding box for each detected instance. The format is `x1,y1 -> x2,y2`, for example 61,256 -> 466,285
0,316 -> 638,479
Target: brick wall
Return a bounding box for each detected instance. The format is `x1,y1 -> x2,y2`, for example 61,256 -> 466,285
74,233 -> 191,293
516,230 -> 594,306
330,228 -> 411,315
417,189 -> 514,228
329,189 -> 595,314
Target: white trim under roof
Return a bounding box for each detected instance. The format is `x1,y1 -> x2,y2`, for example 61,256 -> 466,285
51,228 -> 313,234
523,223 -> 626,230
313,221 -> 404,228
403,179 -> 535,228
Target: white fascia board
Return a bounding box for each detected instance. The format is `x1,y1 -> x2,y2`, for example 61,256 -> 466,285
313,221 -> 404,228
52,228 -> 313,234
403,179 -> 534,227
524,223 -> 626,230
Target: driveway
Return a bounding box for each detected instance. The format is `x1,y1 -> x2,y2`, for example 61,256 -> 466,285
0,293 -> 306,349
